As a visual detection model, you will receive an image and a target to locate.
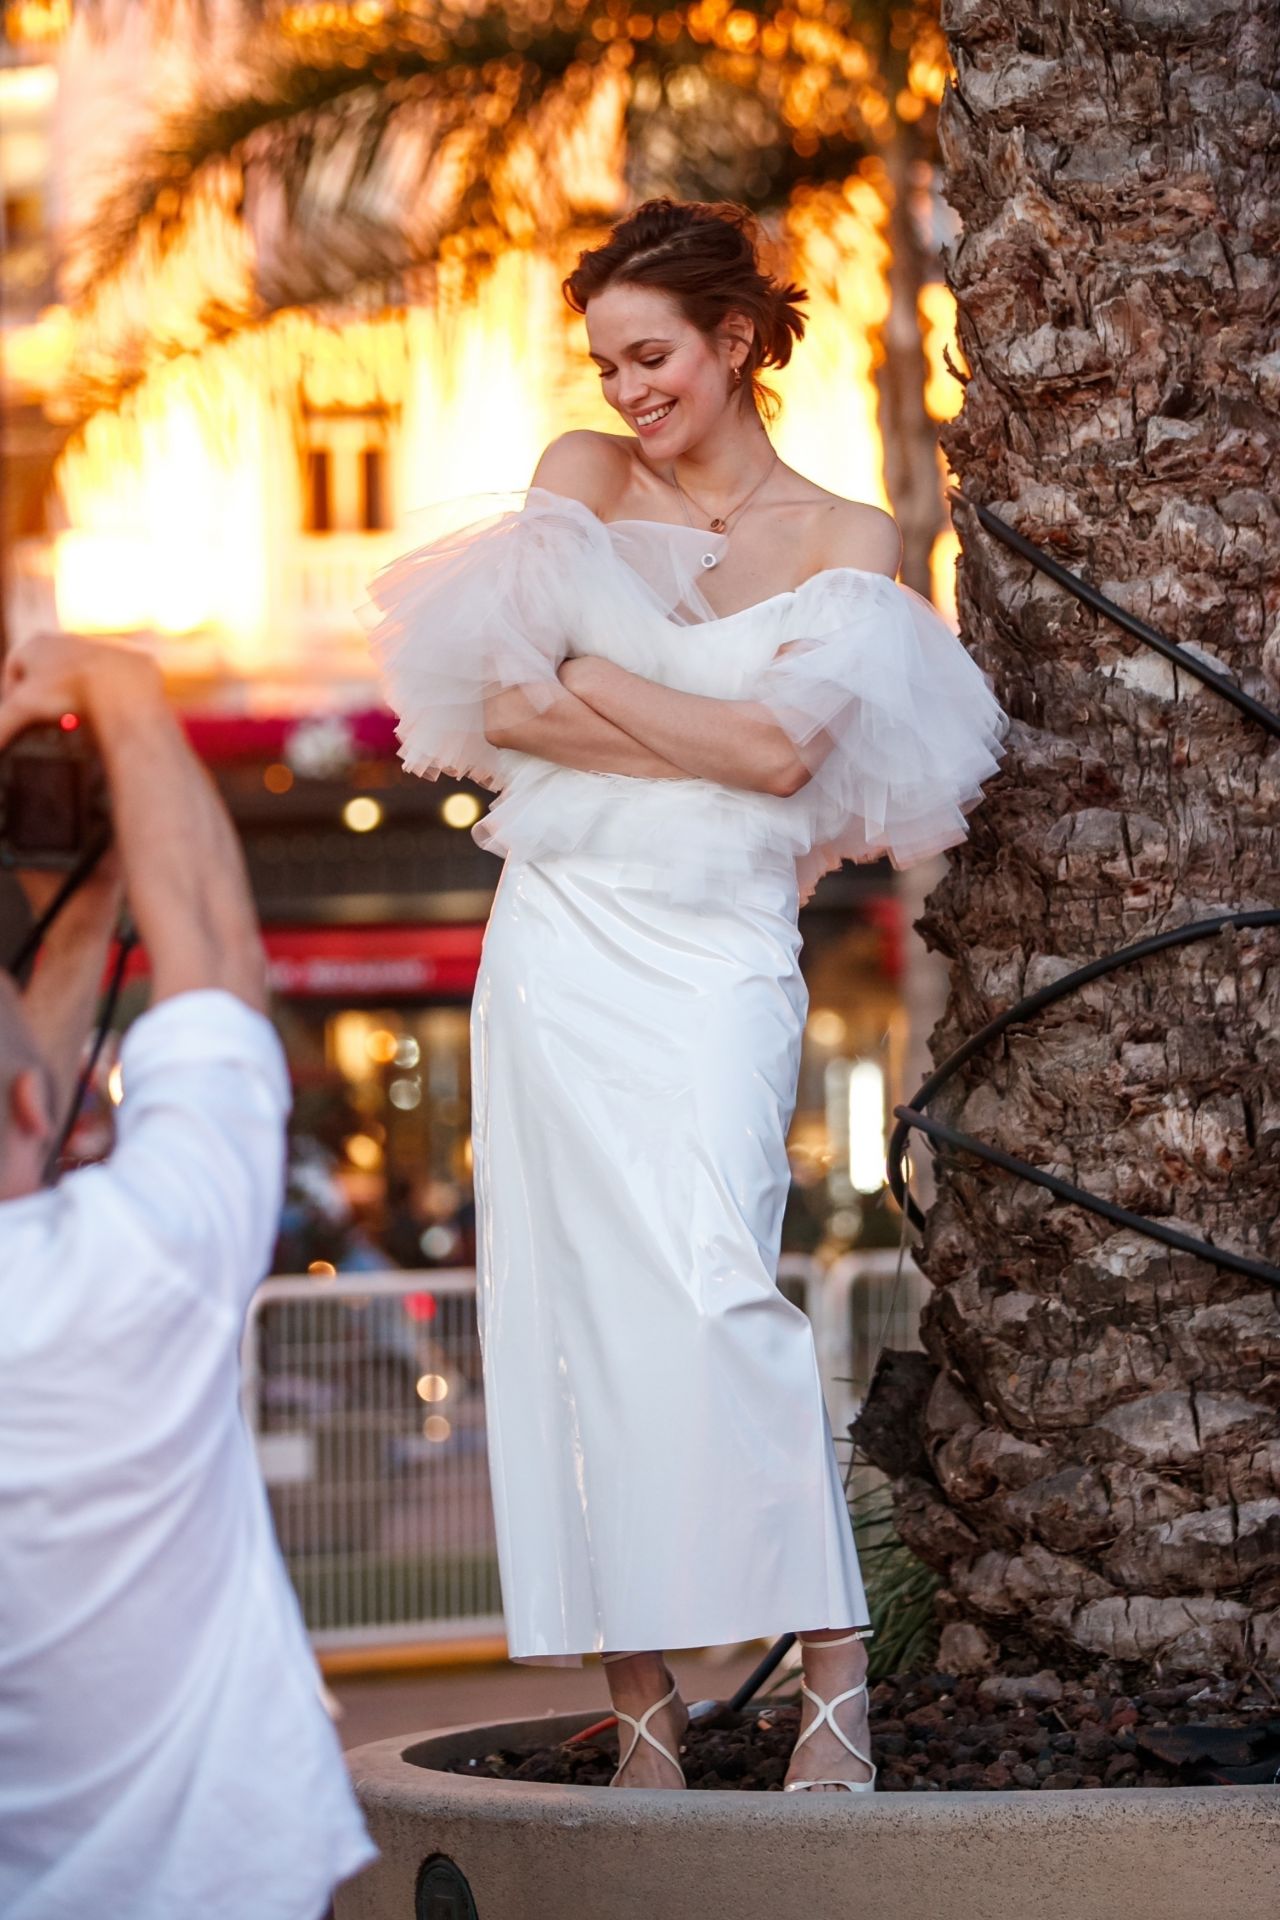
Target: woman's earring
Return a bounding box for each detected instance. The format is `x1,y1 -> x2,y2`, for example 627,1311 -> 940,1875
731,363 -> 743,388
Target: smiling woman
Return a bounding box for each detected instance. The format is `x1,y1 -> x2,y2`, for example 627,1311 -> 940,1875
364,195 -> 1006,1798
566,197 -> 807,432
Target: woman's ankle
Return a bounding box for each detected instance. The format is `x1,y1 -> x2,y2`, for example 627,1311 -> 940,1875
602,1649 -> 673,1704
797,1625 -> 873,1647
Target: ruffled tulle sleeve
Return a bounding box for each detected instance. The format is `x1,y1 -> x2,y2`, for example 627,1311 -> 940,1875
747,569 -> 1008,895
359,489 -> 615,790
361,499 -> 1007,905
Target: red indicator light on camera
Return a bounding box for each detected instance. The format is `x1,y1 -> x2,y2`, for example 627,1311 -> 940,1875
59,712 -> 80,732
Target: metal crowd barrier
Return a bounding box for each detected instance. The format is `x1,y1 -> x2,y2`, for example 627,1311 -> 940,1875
243,1255 -> 928,1651
241,1269 -> 503,1651
779,1248 -> 930,1438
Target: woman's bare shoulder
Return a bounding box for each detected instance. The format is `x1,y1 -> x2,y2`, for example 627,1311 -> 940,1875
811,490 -> 902,579
780,470 -> 902,579
529,431 -> 635,516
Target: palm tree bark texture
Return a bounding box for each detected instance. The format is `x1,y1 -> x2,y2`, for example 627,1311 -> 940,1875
854,0 -> 1280,1678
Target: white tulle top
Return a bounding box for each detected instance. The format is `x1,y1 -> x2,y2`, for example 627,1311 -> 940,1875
362,487 -> 1008,904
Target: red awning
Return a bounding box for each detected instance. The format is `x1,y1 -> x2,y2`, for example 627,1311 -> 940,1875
179,708 -> 400,763
263,924 -> 484,997
121,924 -> 485,998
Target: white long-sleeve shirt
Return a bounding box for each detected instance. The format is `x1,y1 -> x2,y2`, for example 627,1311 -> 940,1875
0,991 -> 375,1920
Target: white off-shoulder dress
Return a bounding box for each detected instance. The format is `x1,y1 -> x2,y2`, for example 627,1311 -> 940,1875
365,488 -> 1006,1662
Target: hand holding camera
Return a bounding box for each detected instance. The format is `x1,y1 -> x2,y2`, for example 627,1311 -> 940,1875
0,629 -> 161,745
1,627 -> 265,1011
0,632 -> 157,872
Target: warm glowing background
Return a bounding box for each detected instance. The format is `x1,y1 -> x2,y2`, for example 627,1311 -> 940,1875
4,0 -> 964,712
1,0 -> 964,1277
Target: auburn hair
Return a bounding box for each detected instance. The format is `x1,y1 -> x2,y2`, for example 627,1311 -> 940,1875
563,199 -> 807,419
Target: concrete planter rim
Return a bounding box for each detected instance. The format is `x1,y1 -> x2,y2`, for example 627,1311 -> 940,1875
338,1710 -> 1280,1920
346,1705 -> 1279,1820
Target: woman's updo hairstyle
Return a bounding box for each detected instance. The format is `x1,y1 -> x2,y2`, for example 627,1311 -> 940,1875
563,199 -> 807,420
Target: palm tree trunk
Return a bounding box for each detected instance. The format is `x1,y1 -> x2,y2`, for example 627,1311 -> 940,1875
877,131 -> 949,595
858,0 -> 1280,1677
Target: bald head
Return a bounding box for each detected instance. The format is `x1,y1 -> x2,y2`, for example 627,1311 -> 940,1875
0,972 -> 54,1199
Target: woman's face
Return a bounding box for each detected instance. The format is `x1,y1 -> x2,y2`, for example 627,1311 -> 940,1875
585,283 -> 744,457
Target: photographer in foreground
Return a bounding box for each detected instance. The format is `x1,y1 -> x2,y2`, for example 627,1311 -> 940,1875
0,634 -> 374,1920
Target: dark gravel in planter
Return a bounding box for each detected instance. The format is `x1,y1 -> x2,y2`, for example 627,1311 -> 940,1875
441,1669 -> 1280,1792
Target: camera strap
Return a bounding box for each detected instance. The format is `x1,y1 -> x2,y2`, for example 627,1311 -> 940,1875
4,829 -> 113,985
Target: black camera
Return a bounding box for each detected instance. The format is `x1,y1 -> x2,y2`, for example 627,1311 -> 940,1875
0,722 -> 110,870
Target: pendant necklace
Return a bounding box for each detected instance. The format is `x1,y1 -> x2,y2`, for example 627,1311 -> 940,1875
669,451 -> 778,570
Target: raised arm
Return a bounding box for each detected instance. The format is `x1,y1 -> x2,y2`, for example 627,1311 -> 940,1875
13,858 -> 122,1127
0,634 -> 267,1011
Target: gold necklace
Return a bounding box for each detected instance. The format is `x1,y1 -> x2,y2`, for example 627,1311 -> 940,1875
669,451 -> 778,570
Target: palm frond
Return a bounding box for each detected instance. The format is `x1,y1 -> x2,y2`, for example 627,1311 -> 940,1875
70,0 -> 938,290
848,1480 -> 941,1680
53,0 -> 942,415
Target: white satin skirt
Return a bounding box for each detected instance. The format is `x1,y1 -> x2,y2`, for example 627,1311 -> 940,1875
470,851 -> 870,1663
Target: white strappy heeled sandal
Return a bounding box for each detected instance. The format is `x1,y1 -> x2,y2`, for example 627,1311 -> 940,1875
602,1655 -> 687,1787
784,1630 -> 877,1795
